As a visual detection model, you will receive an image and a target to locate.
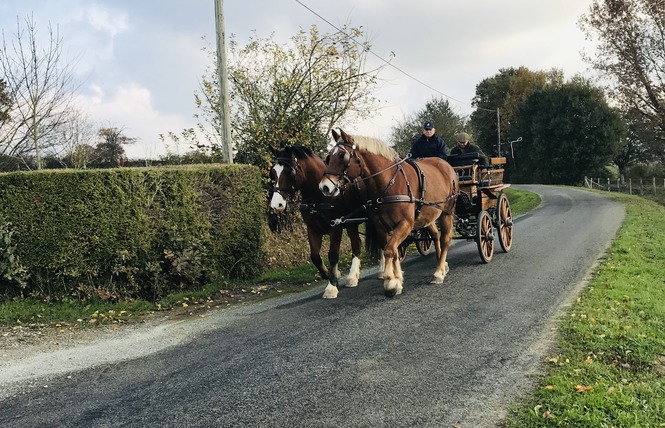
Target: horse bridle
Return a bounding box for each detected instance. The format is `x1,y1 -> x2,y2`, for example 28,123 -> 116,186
324,141 -> 412,194
271,156 -> 300,198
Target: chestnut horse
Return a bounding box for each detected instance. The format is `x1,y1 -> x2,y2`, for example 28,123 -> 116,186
319,129 -> 458,297
269,145 -> 366,299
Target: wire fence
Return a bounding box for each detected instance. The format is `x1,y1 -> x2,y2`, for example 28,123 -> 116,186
584,176 -> 665,196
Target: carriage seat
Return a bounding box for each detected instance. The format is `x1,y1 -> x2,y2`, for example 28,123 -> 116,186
447,152 -> 482,167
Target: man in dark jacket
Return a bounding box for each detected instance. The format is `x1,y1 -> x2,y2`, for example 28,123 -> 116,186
407,121 -> 448,160
450,132 -> 488,166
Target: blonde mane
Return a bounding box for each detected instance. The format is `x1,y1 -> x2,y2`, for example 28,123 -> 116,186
350,135 -> 399,161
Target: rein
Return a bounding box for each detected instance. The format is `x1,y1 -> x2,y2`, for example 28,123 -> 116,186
329,143 -> 458,216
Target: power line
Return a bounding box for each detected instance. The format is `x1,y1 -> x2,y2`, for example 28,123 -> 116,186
294,0 -> 496,113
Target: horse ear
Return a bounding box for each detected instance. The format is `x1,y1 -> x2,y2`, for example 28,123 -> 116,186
340,129 -> 352,144
331,129 -> 340,143
269,145 -> 280,156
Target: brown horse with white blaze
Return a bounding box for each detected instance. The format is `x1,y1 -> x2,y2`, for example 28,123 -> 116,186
320,129 -> 458,297
269,145 -> 365,299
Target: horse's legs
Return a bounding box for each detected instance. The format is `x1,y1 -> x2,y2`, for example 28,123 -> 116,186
431,214 -> 454,284
383,221 -> 411,297
377,250 -> 385,279
345,225 -> 362,287
306,226 -> 328,280
426,222 -> 442,259
322,228 -> 343,299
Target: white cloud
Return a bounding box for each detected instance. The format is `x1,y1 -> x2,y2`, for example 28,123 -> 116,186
75,82 -> 192,159
83,5 -> 129,38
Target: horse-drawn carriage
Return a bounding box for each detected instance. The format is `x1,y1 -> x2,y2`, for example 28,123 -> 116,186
270,128 -> 515,298
398,152 -> 513,263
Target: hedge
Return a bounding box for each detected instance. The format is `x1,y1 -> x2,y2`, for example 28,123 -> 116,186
0,164 -> 265,301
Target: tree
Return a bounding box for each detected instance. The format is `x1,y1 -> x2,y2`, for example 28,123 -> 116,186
182,24 -> 386,170
510,79 -> 625,184
389,97 -> 466,156
470,67 -> 564,157
613,117 -> 651,177
0,14 -> 77,169
90,127 -> 135,168
0,78 -> 11,124
55,109 -> 97,168
579,0 -> 665,163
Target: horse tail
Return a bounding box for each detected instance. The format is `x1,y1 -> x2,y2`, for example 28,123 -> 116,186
363,218 -> 381,258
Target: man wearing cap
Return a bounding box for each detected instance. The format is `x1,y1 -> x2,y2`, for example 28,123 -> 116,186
407,121 -> 448,160
450,132 -> 488,166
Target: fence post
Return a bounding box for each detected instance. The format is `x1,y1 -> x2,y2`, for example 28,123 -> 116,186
629,178 -> 632,194
654,177 -> 657,195
607,177 -> 611,192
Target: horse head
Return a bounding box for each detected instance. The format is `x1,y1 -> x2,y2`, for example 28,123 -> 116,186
269,146 -> 300,212
320,129 -> 362,198
269,145 -> 325,212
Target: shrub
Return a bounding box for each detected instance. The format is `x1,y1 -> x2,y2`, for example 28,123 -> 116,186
0,164 -> 264,301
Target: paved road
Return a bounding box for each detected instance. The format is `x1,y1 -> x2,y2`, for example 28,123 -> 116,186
0,185 -> 624,428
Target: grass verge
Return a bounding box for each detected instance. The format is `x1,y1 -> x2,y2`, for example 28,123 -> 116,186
503,191 -> 665,427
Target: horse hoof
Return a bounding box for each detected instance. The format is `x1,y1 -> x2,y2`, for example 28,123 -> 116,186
346,277 -> 359,288
322,284 -> 339,299
430,276 -> 444,284
384,288 -> 397,298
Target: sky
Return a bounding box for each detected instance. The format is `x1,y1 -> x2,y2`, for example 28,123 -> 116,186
0,0 -> 597,159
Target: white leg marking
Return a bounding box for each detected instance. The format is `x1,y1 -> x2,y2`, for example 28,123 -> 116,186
346,256 -> 361,287
322,282 -> 339,299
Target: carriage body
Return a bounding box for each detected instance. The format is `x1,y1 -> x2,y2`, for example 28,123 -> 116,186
398,153 -> 514,262
448,153 -> 513,263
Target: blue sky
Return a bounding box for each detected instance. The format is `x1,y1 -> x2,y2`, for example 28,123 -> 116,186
0,0 -> 596,159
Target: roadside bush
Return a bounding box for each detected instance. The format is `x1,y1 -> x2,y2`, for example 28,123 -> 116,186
0,164 -> 264,301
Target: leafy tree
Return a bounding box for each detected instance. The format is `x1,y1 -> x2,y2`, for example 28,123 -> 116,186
580,0 -> 665,163
90,127 -> 135,168
0,14 -> 77,169
0,78 -> 11,124
389,97 -> 466,156
510,79 -> 625,184
470,67 -> 564,157
179,24 -> 386,170
613,118 -> 651,177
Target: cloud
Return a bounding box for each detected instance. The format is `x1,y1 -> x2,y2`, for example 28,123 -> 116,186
82,4 -> 129,38
75,82 -> 192,159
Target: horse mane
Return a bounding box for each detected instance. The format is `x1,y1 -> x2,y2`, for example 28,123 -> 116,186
277,145 -> 315,161
349,135 -> 399,161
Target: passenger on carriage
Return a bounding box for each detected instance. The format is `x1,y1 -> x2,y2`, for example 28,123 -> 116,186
407,121 -> 448,160
450,132 -> 488,166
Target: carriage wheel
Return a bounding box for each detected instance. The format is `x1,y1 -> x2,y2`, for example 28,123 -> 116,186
415,229 -> 434,256
476,210 -> 494,263
398,242 -> 408,261
495,192 -> 514,253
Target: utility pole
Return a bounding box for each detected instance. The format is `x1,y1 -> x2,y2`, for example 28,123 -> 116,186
215,0 -> 233,163
496,107 -> 501,157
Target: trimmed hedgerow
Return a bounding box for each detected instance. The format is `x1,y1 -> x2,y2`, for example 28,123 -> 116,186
0,164 -> 264,301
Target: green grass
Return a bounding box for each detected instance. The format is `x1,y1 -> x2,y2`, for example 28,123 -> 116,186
505,187 -> 541,216
503,191 -> 665,427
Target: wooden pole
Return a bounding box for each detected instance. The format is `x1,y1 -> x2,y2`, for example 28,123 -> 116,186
215,0 -> 233,164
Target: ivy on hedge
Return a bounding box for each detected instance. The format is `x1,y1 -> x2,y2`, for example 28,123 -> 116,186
0,164 -> 265,301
